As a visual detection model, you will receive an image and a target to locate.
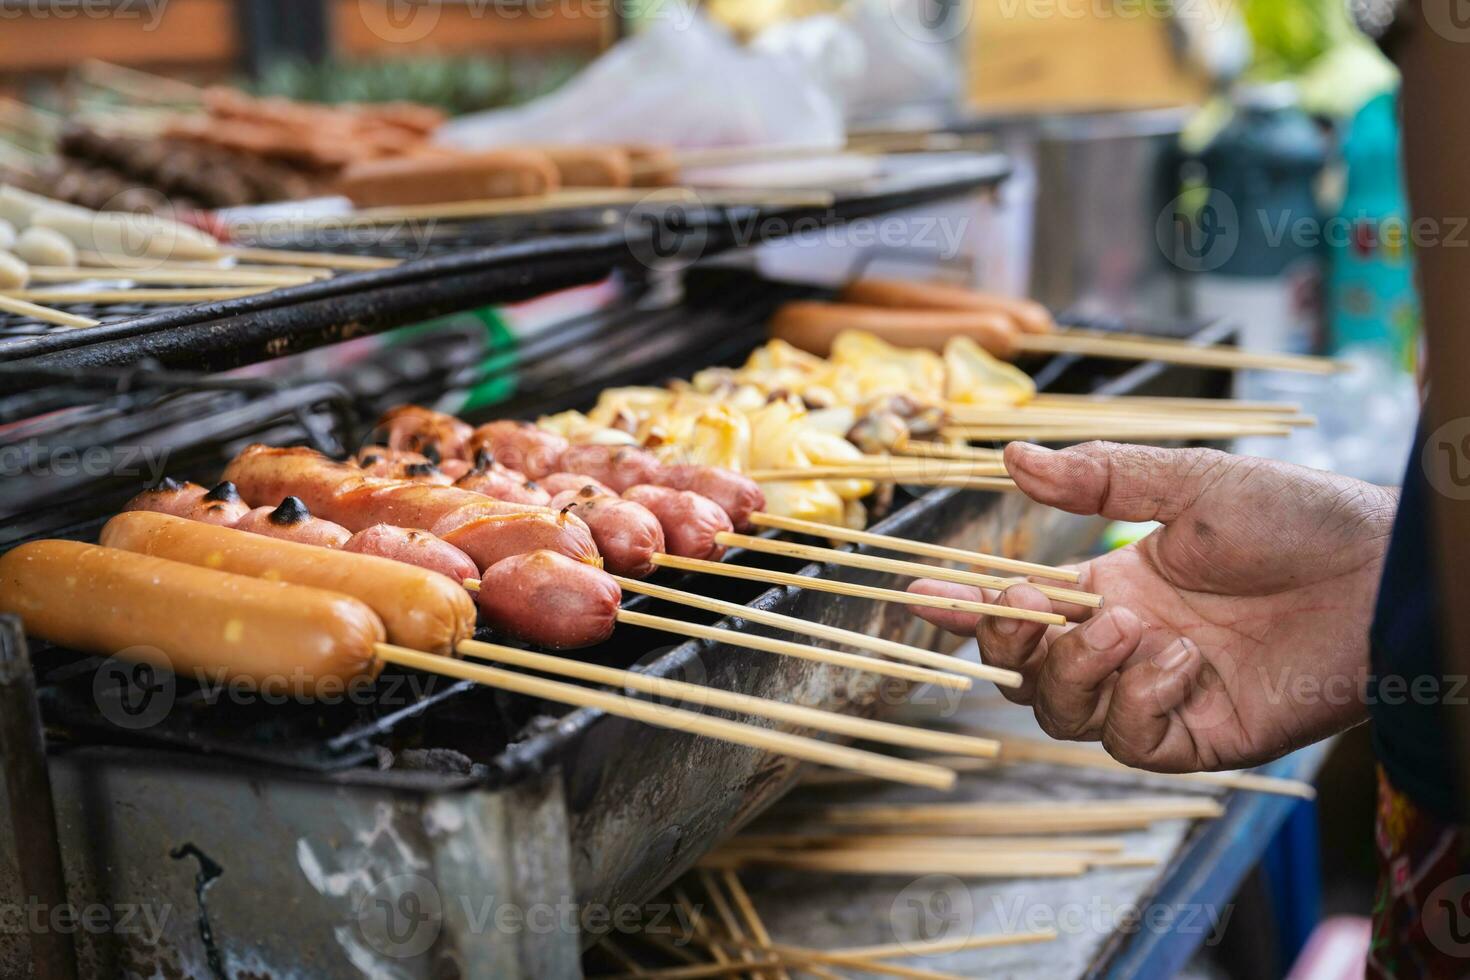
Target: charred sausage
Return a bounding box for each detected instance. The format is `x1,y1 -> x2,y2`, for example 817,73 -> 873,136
100,512 -> 473,656
0,540 -> 385,695
374,405 -> 473,461
454,459 -> 551,506
467,421 -> 568,480
538,472 -> 616,498
474,550 -> 621,649
558,444 -> 664,493
343,524 -> 480,589
234,497 -> 352,548
623,484 -> 732,561
430,508 -> 600,573
658,465 -> 765,532
125,478 -> 250,527
548,487 -> 665,578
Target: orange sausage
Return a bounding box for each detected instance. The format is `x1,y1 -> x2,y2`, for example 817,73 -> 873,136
839,278 -> 1056,335
337,149 -> 560,208
0,540 -> 384,696
769,301 -> 1021,360
99,511 -> 474,655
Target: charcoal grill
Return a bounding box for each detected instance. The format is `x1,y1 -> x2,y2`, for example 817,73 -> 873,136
0,260 -> 1237,978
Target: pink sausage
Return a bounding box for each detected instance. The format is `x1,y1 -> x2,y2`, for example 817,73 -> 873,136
124,479 -> 250,527
455,464 -> 552,507
375,405 -> 474,461
549,487 -> 665,578
623,484 -> 732,561
659,465 -> 765,532
538,472 -> 616,498
558,444 -> 663,493
430,507 -> 600,573
475,550 -> 621,649
343,524 -> 479,585
234,497 -> 352,548
467,421 -> 568,480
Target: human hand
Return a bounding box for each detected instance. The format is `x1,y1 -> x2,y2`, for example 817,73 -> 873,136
909,441 -> 1398,773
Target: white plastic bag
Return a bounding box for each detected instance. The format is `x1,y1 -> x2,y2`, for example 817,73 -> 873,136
436,17 -> 845,151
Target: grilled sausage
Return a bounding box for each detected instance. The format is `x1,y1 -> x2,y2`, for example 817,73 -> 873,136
234,497 -> 352,548
100,512 -> 473,655
430,507 -> 600,573
455,461 -> 551,506
0,540 -> 384,695
125,478 -> 250,527
474,550 -> 621,649
658,465 -> 765,532
534,145 -> 633,188
549,487 -> 665,578
338,149 -> 560,208
343,524 -> 479,589
223,444 -> 366,515
467,421 -> 568,480
623,484 -> 732,561
538,472 -> 616,498
838,278 -> 1056,335
558,444 -> 664,493
374,405 -> 473,462
769,301 -> 1020,360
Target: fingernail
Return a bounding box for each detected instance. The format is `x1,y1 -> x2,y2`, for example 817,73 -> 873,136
1153,642 -> 1192,671
1083,611 -> 1121,649
994,616 -> 1021,636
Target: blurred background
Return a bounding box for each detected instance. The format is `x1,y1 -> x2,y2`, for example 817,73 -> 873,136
0,3 -> 1416,976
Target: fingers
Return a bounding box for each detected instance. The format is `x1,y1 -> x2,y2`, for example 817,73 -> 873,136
908,580 -> 1056,704
1101,637 -> 1210,772
1004,441 -> 1232,524
1032,605 -> 1143,741
907,578 -> 994,636
974,584 -> 1055,704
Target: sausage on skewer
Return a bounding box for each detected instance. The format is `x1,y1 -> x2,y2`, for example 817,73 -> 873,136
99,512 -> 474,655
0,540 -> 384,695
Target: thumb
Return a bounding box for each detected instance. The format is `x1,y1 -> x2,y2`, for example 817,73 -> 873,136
1003,441 -> 1230,524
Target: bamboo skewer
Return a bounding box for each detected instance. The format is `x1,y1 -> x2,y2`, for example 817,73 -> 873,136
719,871 -> 790,980
941,423 -> 1293,442
1014,331 -> 1347,375
612,576 -> 1019,687
613,608 -> 973,691
943,407 -> 1316,428
461,577 -> 977,689
220,245 -> 400,270
26,266 -> 326,286
705,849 -> 1096,878
5,287 -> 274,304
748,468 -> 1017,490
826,929 -> 1058,960
1026,393 -> 1302,414
715,532 -> 1104,609
891,440 -> 1006,462
720,833 -> 1127,854
374,643 -> 956,789
457,638 -> 997,757
648,554 -> 1066,627
982,731 -> 1317,799
814,797 -> 1225,831
746,512 -> 1080,583
0,295 -> 100,329
709,940 -> 972,980
701,872 -> 776,980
